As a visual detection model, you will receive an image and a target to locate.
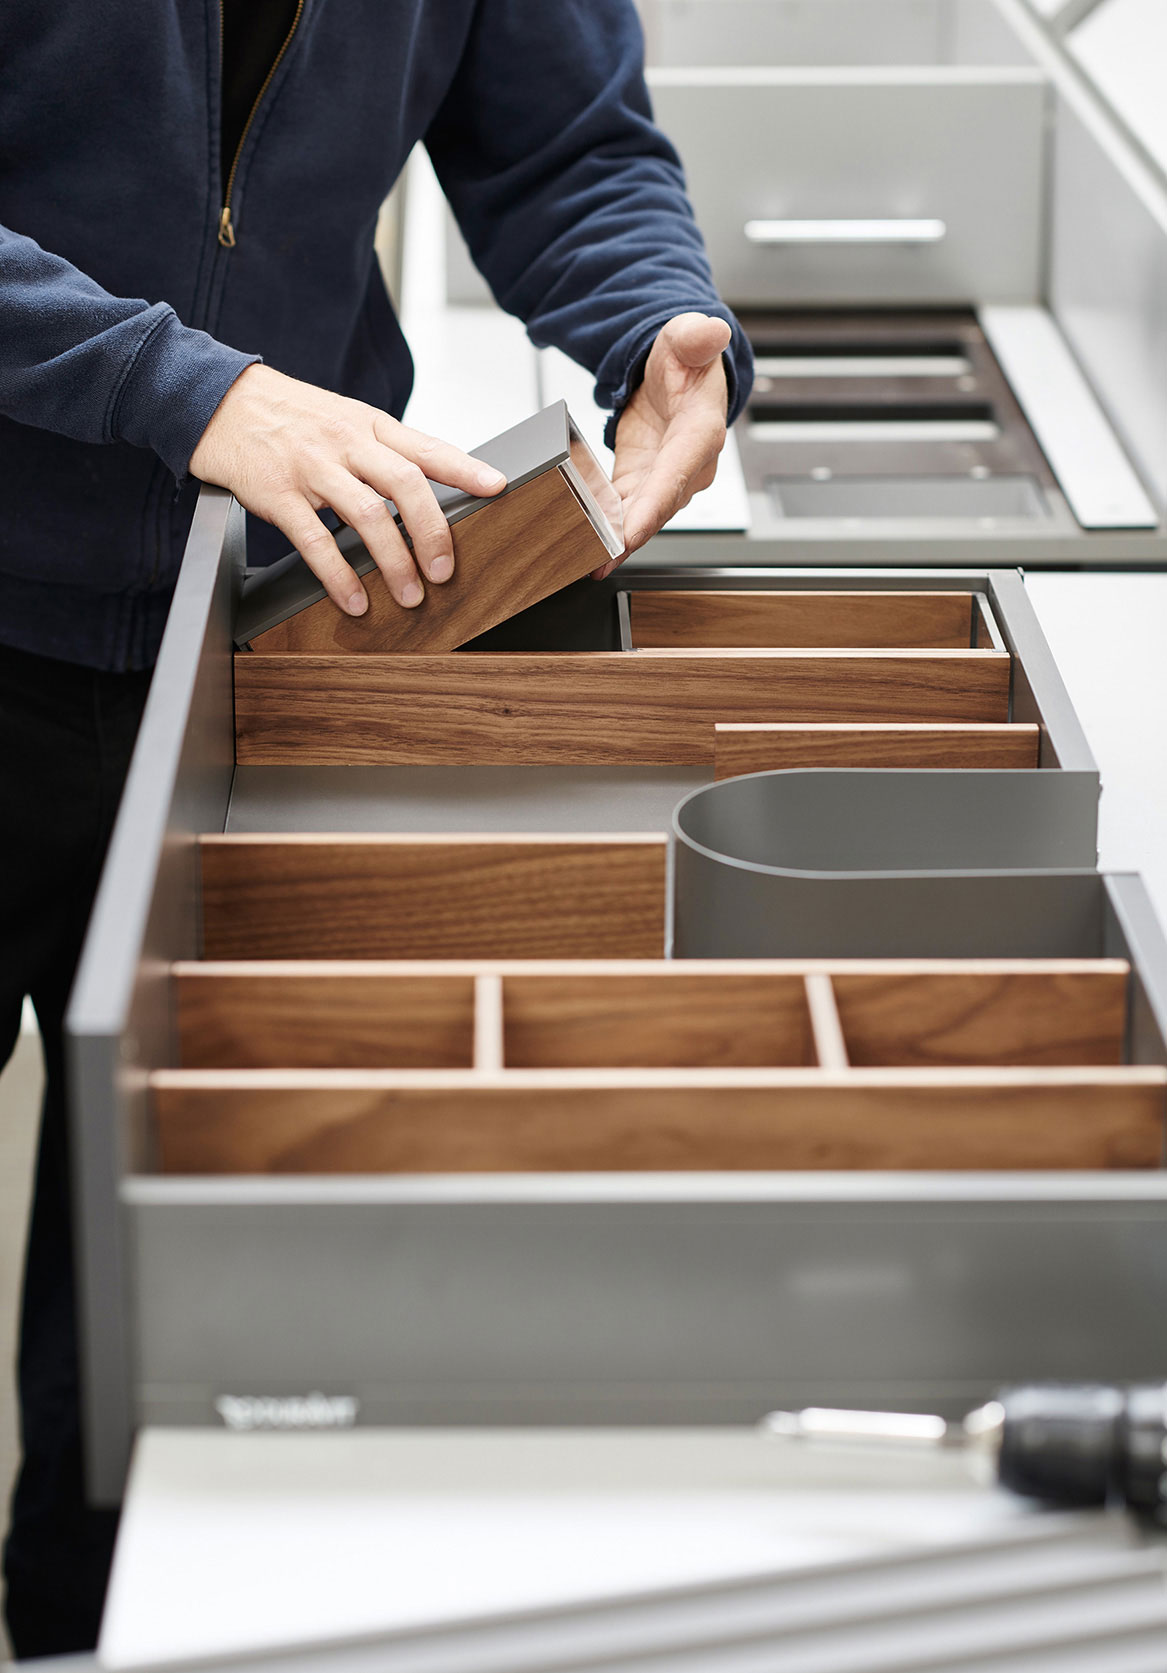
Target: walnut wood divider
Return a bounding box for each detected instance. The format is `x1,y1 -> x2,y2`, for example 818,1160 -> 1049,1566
234,649 -> 1010,767
159,959 -> 1167,1173
199,835 -> 667,961
713,723 -> 1039,777
628,591 -> 978,649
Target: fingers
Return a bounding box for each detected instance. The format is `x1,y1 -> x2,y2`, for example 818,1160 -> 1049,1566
350,448 -> 454,588
658,312 -> 733,371
187,364 -> 512,614
357,422 -> 508,594
623,423 -> 724,553
278,501 -> 369,616
323,469 -> 426,608
620,428 -> 725,553
380,419 -> 507,499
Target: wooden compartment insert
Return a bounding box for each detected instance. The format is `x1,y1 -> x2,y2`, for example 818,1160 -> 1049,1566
199,835 -> 667,961
628,590 -> 980,649
233,649 -> 1011,767
161,959 -> 1167,1174
713,723 -> 1039,777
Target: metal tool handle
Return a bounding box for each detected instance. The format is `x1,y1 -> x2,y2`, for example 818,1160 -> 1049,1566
744,218 -> 947,245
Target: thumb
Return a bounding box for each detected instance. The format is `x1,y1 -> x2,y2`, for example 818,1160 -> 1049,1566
658,312 -> 733,371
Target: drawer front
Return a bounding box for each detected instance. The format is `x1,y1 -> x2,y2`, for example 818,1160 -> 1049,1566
648,0 -> 950,68
128,1186 -> 1167,1426
649,71 -> 1047,304
645,0 -> 1035,70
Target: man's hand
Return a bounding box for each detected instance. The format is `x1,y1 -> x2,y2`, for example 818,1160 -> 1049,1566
190,364 -> 506,615
602,312 -> 732,577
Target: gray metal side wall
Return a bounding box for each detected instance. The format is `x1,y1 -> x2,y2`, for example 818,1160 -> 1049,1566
65,489 -> 240,1502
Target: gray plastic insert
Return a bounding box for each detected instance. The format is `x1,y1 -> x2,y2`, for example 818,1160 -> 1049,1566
670,768 -> 1100,957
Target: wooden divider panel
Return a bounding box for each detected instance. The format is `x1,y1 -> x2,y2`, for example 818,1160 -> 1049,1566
803,975 -> 849,1070
629,591 -> 975,649
199,836 -> 667,961
175,966 -> 477,1069
234,651 -> 1011,766
151,1068 -> 1167,1174
501,972 -> 815,1068
714,723 -> 1039,778
831,966 -> 1129,1067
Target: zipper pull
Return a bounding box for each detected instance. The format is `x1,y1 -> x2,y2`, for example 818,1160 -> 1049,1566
218,206 -> 236,249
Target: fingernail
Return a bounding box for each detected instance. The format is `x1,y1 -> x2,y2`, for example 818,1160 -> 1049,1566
475,467 -> 506,492
347,591 -> 368,616
430,553 -> 454,583
401,581 -> 424,608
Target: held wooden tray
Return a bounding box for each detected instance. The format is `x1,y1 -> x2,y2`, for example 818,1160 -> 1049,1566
234,403 -> 623,656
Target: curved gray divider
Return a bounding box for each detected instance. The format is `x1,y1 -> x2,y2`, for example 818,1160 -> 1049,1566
670,768 -> 1101,958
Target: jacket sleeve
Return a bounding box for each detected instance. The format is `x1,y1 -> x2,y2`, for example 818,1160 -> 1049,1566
0,223 -> 259,476
424,0 -> 752,440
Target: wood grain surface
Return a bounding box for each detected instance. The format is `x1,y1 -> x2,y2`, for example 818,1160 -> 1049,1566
176,957 -> 1132,1070
151,1067 -> 1167,1174
234,650 -> 1011,765
501,972 -> 814,1068
831,967 -> 1129,1067
176,968 -> 477,1069
246,469 -> 606,654
199,835 -> 667,960
630,590 -> 975,649
714,722 -> 1039,778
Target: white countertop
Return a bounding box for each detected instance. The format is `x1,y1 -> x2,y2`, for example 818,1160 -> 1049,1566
99,1426 -> 1047,1669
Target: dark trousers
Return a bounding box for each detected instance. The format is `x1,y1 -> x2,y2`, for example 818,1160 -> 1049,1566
1,643 -> 151,1658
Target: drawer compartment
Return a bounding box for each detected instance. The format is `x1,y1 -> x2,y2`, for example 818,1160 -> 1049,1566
174,961 -> 1131,1074
159,959 -> 1162,1175
150,1070 -> 1164,1175
200,836 -> 667,961
624,589 -> 984,649
233,648 -> 1012,768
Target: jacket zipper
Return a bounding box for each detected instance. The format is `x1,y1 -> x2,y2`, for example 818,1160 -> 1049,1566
217,0 -> 307,247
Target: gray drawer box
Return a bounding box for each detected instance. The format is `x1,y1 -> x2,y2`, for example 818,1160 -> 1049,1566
642,0 -> 1036,70
67,489 -> 1165,1503
648,68 -> 1046,306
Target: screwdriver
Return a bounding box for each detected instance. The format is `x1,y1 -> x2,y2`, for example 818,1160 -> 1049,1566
761,1383 -> 1167,1517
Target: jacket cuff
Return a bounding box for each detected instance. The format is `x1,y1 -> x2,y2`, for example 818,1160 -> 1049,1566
110,308 -> 261,478
600,308 -> 754,450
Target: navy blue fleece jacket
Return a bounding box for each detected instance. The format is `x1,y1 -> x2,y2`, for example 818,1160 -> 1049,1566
0,1 -> 751,670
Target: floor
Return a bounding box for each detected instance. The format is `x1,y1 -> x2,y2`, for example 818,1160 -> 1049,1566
0,1010 -> 43,1659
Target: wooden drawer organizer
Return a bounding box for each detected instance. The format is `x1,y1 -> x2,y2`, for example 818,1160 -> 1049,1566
158,955 -> 1165,1174
233,587 -> 1036,772
158,576 -> 1140,1176
70,504 -> 1167,1494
